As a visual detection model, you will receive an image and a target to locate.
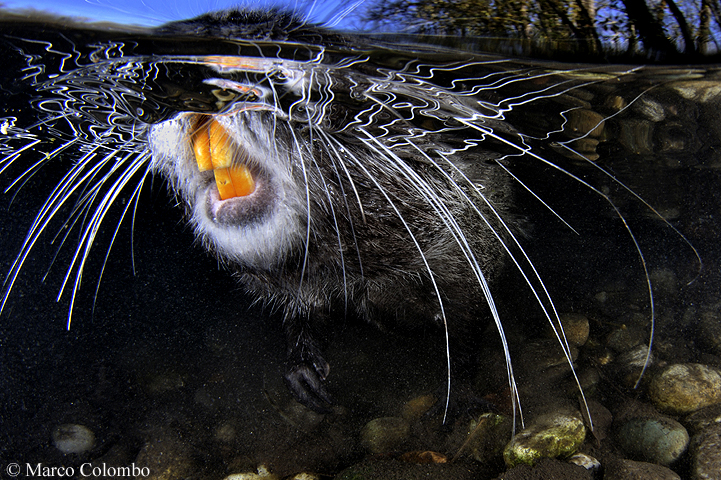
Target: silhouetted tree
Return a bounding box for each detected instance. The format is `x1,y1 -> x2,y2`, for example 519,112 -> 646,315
364,0 -> 721,58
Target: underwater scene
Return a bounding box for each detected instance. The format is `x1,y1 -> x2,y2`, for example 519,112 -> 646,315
1,2 -> 721,479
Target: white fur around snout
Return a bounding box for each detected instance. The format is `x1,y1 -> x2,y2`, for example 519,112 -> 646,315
148,114 -> 306,270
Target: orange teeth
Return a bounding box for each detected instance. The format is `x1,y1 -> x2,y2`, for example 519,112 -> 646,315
193,124 -> 213,172
214,165 -> 255,199
192,118 -> 256,200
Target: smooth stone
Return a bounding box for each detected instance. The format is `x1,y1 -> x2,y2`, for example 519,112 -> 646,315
567,452 -> 600,470
632,96 -> 666,121
696,309 -> 721,357
224,465 -> 278,480
671,80 -> 721,103
576,368 -> 601,398
517,339 -> 578,373
334,457 -> 481,480
288,474 -> 320,480
401,394 -> 436,421
565,109 -> 606,138
603,458 -> 681,480
558,313 -> 590,347
615,344 -> 653,368
614,345 -> 654,389
617,119 -> 654,155
503,410 -> 586,467
649,363 -> 721,415
684,404 -> 721,436
606,327 -> 646,353
615,416 -> 689,466
465,413 -> 512,463
690,424 -> 721,480
605,95 -> 627,111
52,424 -> 95,454
501,457 -> 593,480
135,436 -> 194,480
360,417 -> 410,454
585,400 -> 613,443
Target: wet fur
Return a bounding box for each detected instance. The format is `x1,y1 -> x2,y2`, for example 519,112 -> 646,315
0,9 -> 666,420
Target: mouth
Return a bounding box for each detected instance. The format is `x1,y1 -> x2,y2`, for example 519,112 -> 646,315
192,116 -> 257,200
189,114 -> 279,227
150,110 -> 300,268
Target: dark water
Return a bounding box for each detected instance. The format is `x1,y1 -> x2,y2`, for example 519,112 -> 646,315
1,14 -> 721,480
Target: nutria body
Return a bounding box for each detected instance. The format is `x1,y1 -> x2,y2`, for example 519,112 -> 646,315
149,11 -> 521,411
0,9 -> 664,417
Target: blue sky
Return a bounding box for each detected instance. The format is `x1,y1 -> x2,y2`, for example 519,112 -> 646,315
1,0 -> 369,29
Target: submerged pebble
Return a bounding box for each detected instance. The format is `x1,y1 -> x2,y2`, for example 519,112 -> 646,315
465,413 -> 512,463
401,394 -> 436,421
617,118 -> 654,155
614,344 -> 655,389
134,435 -> 195,480
567,452 -> 600,470
224,464 -> 279,480
649,363 -> 721,415
52,424 -> 95,454
288,474 -> 320,480
606,326 -> 647,353
503,410 -> 586,467
696,309 -> 721,357
558,313 -> 590,347
603,458 -> 681,480
633,96 -> 667,122
615,416 -> 689,466
684,404 -> 721,435
517,339 -> 578,372
360,417 -> 410,454
671,80 -> 721,103
689,424 -> 721,480
565,109 -> 606,138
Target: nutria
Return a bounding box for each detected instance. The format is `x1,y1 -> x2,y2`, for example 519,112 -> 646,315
1,9 -> 683,421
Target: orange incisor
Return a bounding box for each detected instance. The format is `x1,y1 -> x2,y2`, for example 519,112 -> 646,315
192,119 -> 255,200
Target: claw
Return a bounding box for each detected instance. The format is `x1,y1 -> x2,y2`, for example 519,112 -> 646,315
284,362 -> 333,414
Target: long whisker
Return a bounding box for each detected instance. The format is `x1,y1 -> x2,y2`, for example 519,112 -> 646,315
92,161 -> 153,317
318,132 -> 365,278
353,127 -> 531,427
329,130 -> 454,423
557,92 -> 703,284
1,150 -> 113,315
310,146 -> 349,313
60,152 -> 151,328
457,114 -> 661,404
287,121 -> 313,297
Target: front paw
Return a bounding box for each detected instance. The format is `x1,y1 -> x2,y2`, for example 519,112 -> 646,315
284,359 -> 333,414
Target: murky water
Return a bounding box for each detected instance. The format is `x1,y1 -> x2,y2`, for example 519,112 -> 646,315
1,13 -> 721,480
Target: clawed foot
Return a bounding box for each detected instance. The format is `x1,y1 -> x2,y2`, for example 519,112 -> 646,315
284,356 -> 333,414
